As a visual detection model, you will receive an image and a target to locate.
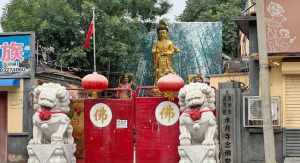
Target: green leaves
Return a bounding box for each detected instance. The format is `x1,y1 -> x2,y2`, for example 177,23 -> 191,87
58,47 -> 90,69
1,0 -> 170,76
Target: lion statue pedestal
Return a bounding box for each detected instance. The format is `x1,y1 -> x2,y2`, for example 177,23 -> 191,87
179,145 -> 214,163
178,83 -> 219,163
27,144 -> 75,163
27,83 -> 76,163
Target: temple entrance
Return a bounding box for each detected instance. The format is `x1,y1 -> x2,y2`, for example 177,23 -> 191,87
83,88 -> 180,163
0,92 -> 7,163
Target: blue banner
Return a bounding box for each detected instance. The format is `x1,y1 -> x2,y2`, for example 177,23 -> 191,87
0,34 -> 33,78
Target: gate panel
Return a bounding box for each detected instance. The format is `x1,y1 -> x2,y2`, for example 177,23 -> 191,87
84,99 -> 134,163
135,97 -> 180,163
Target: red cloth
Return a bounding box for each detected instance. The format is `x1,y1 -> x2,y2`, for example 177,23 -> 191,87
39,107 -> 65,121
84,19 -> 94,49
184,108 -> 216,121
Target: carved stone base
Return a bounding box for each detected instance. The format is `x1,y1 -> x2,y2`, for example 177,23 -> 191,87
27,144 -> 76,163
178,145 -> 218,163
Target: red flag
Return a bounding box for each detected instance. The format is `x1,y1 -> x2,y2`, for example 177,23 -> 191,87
84,19 -> 94,49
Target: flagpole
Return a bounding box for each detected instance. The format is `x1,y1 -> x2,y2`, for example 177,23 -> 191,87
92,6 -> 96,72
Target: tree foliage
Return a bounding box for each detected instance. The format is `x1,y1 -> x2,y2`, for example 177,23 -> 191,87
1,0 -> 171,76
179,0 -> 243,57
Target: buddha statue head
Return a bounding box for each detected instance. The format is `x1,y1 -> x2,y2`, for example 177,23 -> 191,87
157,20 -> 169,40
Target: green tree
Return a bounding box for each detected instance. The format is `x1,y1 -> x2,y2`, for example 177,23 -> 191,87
179,0 -> 243,57
1,0 -> 171,76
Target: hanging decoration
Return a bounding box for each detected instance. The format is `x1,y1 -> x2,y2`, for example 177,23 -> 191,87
157,73 -> 184,92
81,72 -> 108,90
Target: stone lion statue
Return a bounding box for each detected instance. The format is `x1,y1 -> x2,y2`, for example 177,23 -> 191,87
29,83 -> 74,145
178,82 -> 219,163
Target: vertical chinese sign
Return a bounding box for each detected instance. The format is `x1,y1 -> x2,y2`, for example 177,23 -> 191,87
220,91 -> 234,163
219,82 -> 242,163
0,33 -> 34,78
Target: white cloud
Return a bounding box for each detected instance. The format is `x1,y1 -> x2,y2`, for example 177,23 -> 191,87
162,0 -> 187,22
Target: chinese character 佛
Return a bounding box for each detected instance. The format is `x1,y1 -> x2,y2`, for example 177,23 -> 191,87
95,107 -> 108,123
160,105 -> 175,121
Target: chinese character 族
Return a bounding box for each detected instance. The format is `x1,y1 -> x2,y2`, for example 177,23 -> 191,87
0,42 -> 24,65
10,42 -> 23,61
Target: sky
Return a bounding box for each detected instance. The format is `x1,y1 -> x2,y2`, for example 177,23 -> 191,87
163,0 -> 187,21
0,0 -> 187,32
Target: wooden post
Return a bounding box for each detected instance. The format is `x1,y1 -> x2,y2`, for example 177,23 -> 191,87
256,0 -> 277,163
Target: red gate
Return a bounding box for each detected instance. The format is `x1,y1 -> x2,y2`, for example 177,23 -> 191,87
84,98 -> 134,163
84,91 -> 180,163
135,97 -> 180,163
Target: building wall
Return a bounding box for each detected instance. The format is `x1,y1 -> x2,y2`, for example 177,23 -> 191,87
253,61 -> 300,128
210,73 -> 249,89
269,61 -> 300,160
268,61 -> 300,128
0,79 -> 24,133
0,79 -> 30,163
280,62 -> 300,128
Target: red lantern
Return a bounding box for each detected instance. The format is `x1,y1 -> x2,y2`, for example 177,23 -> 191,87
81,72 -> 108,90
157,73 -> 184,92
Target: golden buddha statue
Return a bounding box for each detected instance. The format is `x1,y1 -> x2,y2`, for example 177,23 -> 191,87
152,20 -> 180,83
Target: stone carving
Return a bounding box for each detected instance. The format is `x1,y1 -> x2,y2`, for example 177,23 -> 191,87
28,83 -> 76,163
178,82 -> 219,163
266,1 -> 296,53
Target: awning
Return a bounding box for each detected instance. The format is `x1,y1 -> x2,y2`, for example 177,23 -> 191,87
0,79 -> 20,87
